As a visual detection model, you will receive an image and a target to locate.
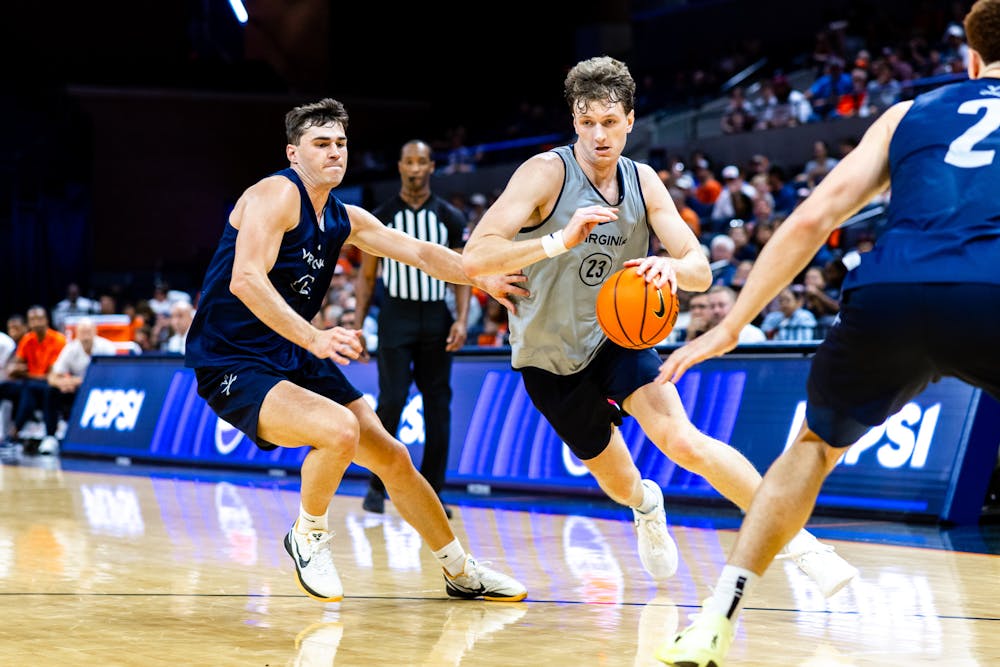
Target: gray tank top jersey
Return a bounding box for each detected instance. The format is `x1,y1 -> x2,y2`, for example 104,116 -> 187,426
510,144 -> 650,374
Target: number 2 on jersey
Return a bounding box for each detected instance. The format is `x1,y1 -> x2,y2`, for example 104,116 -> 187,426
944,98 -> 1000,168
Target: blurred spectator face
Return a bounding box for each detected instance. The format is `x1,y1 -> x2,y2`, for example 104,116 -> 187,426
170,303 -> 193,336
688,294 -> 710,318
732,260 -> 754,288
76,319 -> 97,346
26,307 -> 48,335
777,287 -> 802,316
99,295 -> 117,314
804,267 -> 826,289
728,225 -> 749,248
708,289 -> 736,325
133,327 -> 154,352
7,317 -> 27,342
338,310 -> 357,328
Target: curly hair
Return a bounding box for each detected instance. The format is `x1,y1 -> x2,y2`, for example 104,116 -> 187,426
563,56 -> 636,117
285,98 -> 350,145
965,0 -> 1000,66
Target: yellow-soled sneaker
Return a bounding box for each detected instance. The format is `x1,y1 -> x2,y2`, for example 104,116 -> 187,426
655,610 -> 734,667
284,525 -> 344,602
444,556 -> 527,602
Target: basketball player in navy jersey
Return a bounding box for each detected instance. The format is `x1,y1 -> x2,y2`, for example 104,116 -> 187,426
185,99 -> 528,604
657,1 -> 1000,663
463,56 -> 854,595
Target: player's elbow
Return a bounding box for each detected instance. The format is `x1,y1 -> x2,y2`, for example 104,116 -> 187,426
462,248 -> 488,279
690,263 -> 713,292
229,270 -> 254,301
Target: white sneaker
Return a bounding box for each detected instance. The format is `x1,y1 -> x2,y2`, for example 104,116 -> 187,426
444,556 -> 527,602
283,525 -> 344,602
780,538 -> 858,598
38,435 -> 59,456
633,480 -> 679,582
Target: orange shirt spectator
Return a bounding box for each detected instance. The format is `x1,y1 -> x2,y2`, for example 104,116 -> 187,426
17,328 -> 66,378
695,176 -> 722,205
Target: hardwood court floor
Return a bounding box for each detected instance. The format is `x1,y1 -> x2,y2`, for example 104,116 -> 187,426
2,454 -> 1000,666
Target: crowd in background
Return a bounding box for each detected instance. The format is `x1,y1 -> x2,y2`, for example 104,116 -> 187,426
1,2 -> 976,450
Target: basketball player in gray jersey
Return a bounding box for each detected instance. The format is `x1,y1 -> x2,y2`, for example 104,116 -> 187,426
464,55 -> 856,595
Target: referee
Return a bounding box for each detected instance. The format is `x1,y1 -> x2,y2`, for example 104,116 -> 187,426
355,139 -> 470,519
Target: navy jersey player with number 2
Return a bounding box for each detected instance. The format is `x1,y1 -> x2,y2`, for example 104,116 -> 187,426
657,1 -> 1000,665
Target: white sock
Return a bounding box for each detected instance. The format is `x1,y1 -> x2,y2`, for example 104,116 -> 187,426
781,529 -> 818,556
433,538 -> 468,577
703,565 -> 759,621
296,504 -> 329,533
634,480 -> 659,514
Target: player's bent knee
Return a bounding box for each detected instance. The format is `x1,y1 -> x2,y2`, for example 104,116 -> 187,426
659,431 -> 702,469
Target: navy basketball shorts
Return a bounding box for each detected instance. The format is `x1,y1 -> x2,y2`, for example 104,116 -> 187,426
807,283 -> 1000,447
519,342 -> 661,460
193,355 -> 363,451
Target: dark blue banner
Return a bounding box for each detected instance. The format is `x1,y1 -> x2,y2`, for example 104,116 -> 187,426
63,352 -> 1000,523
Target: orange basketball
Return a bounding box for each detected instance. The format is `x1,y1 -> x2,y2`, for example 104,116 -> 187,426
595,268 -> 679,349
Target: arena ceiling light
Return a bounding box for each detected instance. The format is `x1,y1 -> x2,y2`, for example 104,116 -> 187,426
228,0 -> 248,24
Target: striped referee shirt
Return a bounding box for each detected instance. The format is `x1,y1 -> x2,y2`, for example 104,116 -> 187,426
372,193 -> 468,302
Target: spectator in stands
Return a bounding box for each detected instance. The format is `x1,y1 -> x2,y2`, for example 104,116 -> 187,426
867,59 -> 903,115
711,165 -> 755,229
163,301 -> 194,354
7,306 -> 66,453
802,266 -> 841,331
132,325 -> 155,354
729,259 -> 755,292
761,286 -> 817,341
760,74 -> 812,128
806,57 -> 853,121
767,166 -> 798,216
52,283 -> 99,331
670,177 -> 702,237
720,86 -> 756,133
0,317 -> 19,382
693,160 -> 723,208
45,318 -> 117,453
683,292 -> 713,341
728,221 -> 758,261
835,68 -> 871,118
476,297 -> 509,347
943,23 -> 971,68
800,140 -> 840,187
708,286 -> 766,343
709,234 -> 739,286
0,315 -> 28,442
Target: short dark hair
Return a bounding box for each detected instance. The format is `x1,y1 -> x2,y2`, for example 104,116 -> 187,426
285,98 -> 349,145
965,0 -> 1000,66
564,56 -> 636,116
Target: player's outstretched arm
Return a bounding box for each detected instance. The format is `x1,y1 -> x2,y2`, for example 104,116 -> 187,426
657,101 -> 909,385
346,205 -> 529,312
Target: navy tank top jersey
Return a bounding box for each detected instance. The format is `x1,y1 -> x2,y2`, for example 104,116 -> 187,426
185,168 -> 352,371
844,77 -> 1000,291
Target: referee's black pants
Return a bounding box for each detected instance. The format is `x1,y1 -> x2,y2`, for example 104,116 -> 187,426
368,298 -> 454,497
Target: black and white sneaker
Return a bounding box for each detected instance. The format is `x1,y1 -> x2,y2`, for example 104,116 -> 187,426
444,555 -> 527,602
284,525 -> 343,602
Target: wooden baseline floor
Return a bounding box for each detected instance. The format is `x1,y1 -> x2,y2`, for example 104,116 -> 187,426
1,455 -> 999,666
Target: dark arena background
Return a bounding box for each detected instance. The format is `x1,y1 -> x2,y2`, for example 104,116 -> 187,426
2,2 -> 1000,665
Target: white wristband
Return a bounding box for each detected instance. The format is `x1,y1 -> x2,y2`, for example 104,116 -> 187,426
540,230 -> 569,258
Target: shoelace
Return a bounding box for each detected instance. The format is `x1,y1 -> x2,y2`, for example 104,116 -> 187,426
305,532 -> 336,575
638,510 -> 673,552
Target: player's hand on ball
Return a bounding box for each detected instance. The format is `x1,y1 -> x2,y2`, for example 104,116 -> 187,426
624,256 -> 678,293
